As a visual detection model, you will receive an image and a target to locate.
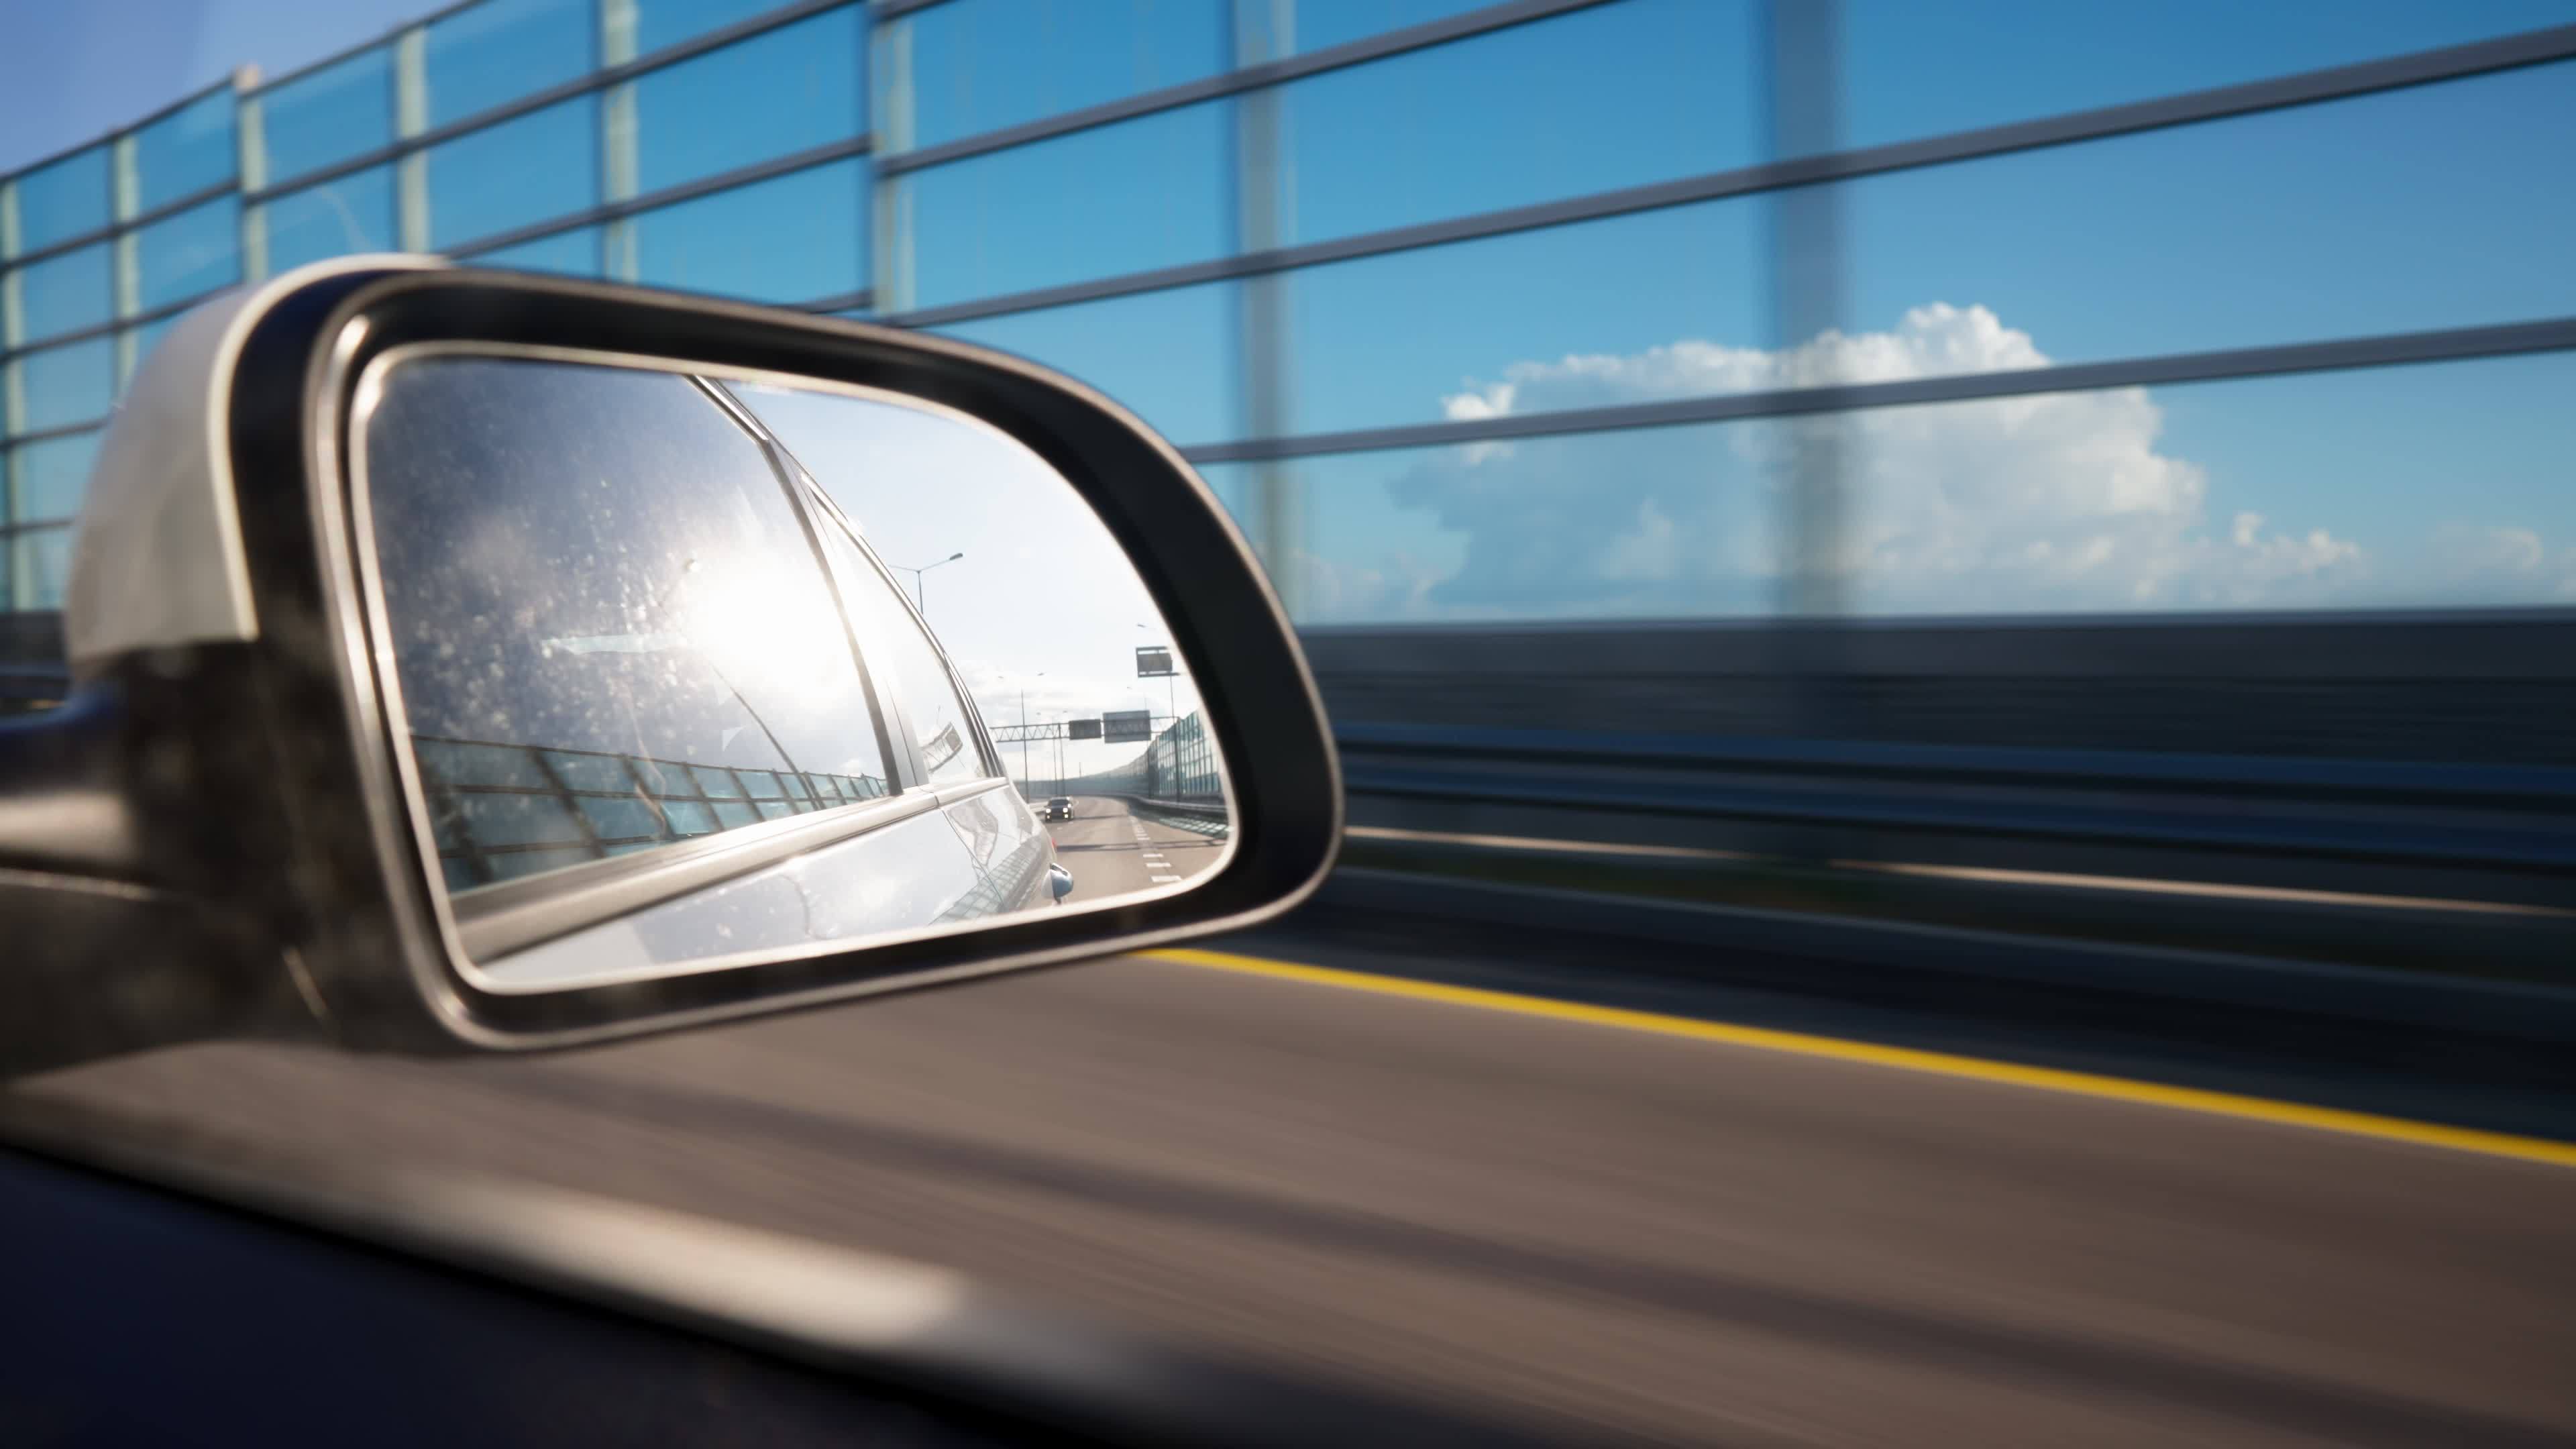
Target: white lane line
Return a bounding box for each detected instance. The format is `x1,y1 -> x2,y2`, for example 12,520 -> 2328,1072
1150,875 -> 1183,883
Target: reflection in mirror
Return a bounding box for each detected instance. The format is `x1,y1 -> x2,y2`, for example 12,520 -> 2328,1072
357,353 -> 1232,990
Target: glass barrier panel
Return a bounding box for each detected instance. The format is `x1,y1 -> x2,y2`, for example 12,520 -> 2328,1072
259,48 -> 396,189
133,89 -> 238,213
426,0 -> 596,129
12,146 -> 112,256
134,196 -> 242,313
258,168 -> 400,276
629,5 -> 864,196
7,430 -> 101,525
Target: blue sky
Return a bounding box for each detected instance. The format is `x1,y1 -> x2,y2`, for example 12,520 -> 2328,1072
906,0 -> 2576,621
0,0 -> 424,175
11,0 -> 2573,621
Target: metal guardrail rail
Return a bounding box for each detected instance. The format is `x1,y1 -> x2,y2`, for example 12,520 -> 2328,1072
1289,867 -> 2576,1046
1112,794 -> 1231,837
1120,794 -> 1227,817
4,605 -> 2565,935
1309,612 -> 2576,929
1336,722 -> 2576,914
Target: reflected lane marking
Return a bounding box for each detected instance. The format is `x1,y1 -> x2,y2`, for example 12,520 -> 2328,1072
1146,949 -> 2576,1171
1150,875 -> 1183,883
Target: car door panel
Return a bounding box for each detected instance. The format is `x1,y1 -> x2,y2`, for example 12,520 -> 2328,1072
0,1147 -> 1010,1448
479,802 -> 989,985
933,783 -> 1054,924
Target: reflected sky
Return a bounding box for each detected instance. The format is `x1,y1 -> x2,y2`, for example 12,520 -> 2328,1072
738,383 -> 1205,781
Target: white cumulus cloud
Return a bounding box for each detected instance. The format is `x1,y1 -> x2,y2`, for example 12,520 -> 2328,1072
1392,303 -> 2391,616
2428,524 -> 2576,600
1295,304 -> 2573,622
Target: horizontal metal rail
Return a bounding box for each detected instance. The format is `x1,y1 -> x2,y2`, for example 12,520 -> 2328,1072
239,0 -> 860,202
5,178 -> 241,274
874,0 -> 1618,176
1339,722 -> 2576,807
1118,793 -> 1230,820
445,133 -> 873,263
1299,868 -> 2576,1043
882,23 -> 2576,330
1179,317 -> 2576,464
1336,723 -> 2576,912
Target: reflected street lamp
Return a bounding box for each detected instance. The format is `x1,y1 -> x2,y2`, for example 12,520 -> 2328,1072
1019,672 -> 1045,798
890,551 -> 964,613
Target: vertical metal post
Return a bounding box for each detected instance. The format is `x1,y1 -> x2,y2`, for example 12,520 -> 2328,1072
110,133 -> 140,227
602,85 -> 639,205
111,230 -> 140,325
3,337 -> 23,433
1766,0 -> 1849,627
1763,0 -> 1859,867
871,15 -> 917,313
600,0 -> 639,67
1232,0 -> 1299,619
109,134 -> 140,327
606,213 -> 638,282
235,68 -> 268,283
393,27 -> 432,253
599,0 -> 639,278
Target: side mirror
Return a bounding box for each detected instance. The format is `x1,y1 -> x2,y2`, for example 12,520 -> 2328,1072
0,258 -> 1338,1071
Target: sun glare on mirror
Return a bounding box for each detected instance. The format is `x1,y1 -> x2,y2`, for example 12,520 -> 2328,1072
360,353 -> 1234,989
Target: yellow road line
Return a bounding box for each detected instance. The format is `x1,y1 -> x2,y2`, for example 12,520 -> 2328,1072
1146,947 -> 2576,1171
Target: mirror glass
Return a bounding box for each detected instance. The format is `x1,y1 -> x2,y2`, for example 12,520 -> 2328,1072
354,352 -> 1232,989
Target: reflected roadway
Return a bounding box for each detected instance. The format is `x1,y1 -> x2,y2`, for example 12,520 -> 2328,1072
1044,795 -> 1224,905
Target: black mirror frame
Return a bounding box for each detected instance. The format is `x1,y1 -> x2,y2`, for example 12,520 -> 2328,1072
201,263 -> 1338,1051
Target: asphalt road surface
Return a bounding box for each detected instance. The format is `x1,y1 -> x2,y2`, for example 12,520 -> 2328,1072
1045,795 -> 1225,905
23,945 -> 2576,1446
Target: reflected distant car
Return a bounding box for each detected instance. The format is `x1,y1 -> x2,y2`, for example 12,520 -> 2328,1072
1042,796 -> 1075,821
